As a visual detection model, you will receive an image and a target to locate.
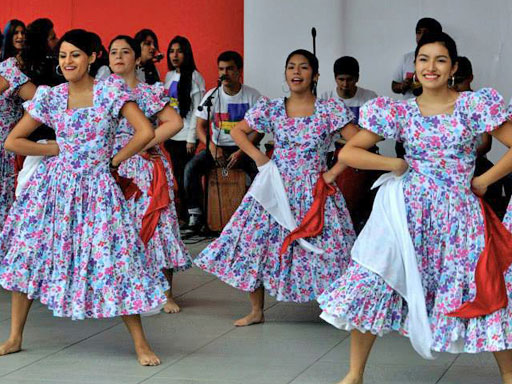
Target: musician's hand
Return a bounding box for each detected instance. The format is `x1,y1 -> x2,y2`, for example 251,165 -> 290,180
322,170 -> 337,185
210,144 -> 227,167
227,149 -> 243,169
186,142 -> 196,155
392,158 -> 408,176
143,147 -> 160,160
471,176 -> 488,197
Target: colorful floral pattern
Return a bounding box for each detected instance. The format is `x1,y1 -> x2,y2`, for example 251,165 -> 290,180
115,81 -> 192,274
194,97 -> 356,302
0,58 -> 29,224
0,75 -> 167,320
318,88 -> 512,353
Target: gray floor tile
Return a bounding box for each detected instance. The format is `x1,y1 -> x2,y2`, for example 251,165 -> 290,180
289,360 -> 446,384
320,332 -> 457,367
437,365 -> 501,384
152,353 -> 305,383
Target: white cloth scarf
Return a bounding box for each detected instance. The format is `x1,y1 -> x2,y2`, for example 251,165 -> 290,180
352,171 -> 435,360
248,160 -> 324,255
15,140 -> 47,197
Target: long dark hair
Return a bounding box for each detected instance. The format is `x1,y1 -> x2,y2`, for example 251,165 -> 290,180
88,32 -> 108,77
1,19 -> 25,61
20,18 -> 60,85
415,32 -> 457,65
166,36 -> 197,118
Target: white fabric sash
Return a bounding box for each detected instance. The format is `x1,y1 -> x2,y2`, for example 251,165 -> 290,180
248,160 -> 324,255
15,140 -> 47,198
352,171 -> 435,360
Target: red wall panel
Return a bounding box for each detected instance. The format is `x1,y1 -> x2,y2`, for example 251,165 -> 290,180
1,0 -> 243,88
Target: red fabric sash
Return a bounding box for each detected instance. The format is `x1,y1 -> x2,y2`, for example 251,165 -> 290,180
139,153 -> 171,245
447,199 -> 512,318
112,169 -> 142,201
279,176 -> 336,256
13,155 -> 25,196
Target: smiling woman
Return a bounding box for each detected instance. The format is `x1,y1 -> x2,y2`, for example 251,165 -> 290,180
0,28 -> 171,368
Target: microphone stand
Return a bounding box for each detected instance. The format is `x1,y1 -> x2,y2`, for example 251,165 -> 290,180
197,78 -> 224,233
197,78 -> 223,158
311,27 -> 317,97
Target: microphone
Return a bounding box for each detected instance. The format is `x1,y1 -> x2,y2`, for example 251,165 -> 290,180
218,74 -> 229,84
153,52 -> 164,62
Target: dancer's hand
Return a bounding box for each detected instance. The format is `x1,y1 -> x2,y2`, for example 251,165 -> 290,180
471,176 -> 487,197
322,170 -> 337,184
46,140 -> 60,156
392,158 -> 408,176
255,153 -> 270,167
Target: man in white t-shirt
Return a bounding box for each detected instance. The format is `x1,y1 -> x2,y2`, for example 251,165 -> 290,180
391,17 -> 443,100
391,17 -> 442,158
321,56 -> 377,125
184,51 -> 262,230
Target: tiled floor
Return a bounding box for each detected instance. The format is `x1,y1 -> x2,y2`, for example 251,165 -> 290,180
0,239 -> 502,384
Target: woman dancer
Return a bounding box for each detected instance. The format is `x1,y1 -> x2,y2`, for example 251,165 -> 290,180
109,35 -> 191,314
318,32 -> 512,384
0,29 -> 167,366
194,49 -> 358,326
1,19 -> 25,61
0,31 -> 36,224
163,35 -> 205,222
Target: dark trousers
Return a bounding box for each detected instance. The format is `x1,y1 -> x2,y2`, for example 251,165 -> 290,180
184,146 -> 257,212
164,139 -> 194,220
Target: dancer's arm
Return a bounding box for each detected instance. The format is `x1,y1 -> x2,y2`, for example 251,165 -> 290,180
142,105 -> 183,151
338,129 -> 408,174
5,113 -> 59,156
472,121 -> 512,196
0,75 -> 36,101
231,120 -> 269,167
322,122 -> 359,183
112,102 -> 155,166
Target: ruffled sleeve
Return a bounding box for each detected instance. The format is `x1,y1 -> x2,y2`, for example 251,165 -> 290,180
23,85 -> 52,126
326,98 -> 355,133
102,74 -> 135,117
359,97 -> 401,141
464,88 -> 507,134
508,97 -> 512,120
244,96 -> 273,134
0,57 -> 29,98
145,82 -> 169,117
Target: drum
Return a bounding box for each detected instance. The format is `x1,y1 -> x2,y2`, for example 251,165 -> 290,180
206,168 -> 247,232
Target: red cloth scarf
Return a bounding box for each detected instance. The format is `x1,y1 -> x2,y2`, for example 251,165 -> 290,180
447,199 -> 512,318
112,169 -> 142,200
139,153 -> 171,245
279,176 -> 336,256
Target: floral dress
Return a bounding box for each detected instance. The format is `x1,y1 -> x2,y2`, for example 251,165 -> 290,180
114,82 -> 192,274
318,88 -> 512,353
0,57 -> 29,224
194,97 -> 356,302
0,75 -> 167,320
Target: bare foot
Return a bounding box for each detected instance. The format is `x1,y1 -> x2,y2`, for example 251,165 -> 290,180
0,338 -> 22,356
135,344 -> 161,366
337,373 -> 363,384
234,311 -> 265,327
163,296 -> 181,314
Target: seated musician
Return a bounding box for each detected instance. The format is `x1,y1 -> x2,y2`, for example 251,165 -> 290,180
184,51 -> 262,231
320,56 -> 377,124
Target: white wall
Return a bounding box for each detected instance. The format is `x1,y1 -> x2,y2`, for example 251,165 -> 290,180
244,0 -> 512,160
